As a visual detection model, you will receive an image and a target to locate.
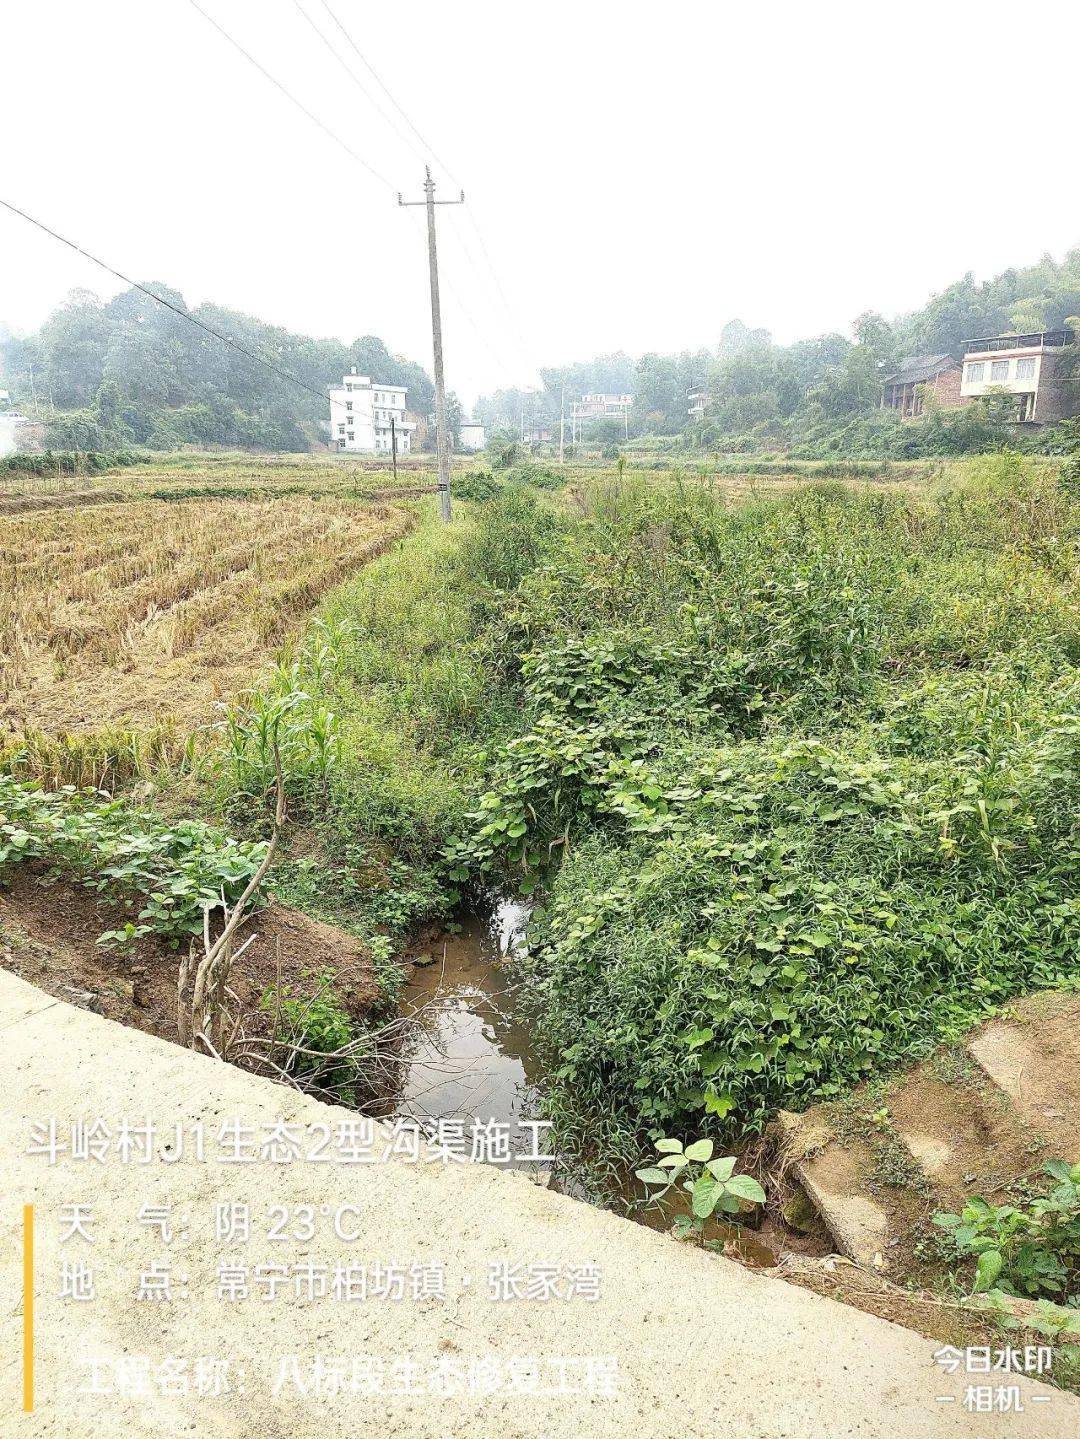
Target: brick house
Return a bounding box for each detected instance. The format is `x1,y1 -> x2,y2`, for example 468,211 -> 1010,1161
880,354 -> 963,418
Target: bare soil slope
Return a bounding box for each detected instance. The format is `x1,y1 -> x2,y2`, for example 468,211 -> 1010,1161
0,866 -> 379,1046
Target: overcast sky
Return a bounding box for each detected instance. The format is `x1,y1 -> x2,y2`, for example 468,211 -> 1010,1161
2,0 -> 1078,405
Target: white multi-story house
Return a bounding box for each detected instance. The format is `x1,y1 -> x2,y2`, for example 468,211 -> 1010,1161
959,329 -> 1077,423
328,369 -> 416,454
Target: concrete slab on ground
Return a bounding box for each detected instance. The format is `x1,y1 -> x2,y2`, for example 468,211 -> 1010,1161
2,970 -> 1076,1438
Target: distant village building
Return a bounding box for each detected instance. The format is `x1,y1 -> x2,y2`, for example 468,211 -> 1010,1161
881,330 -> 1078,424
570,393 -> 632,442
0,412 -> 42,457
880,355 -> 963,418
328,369 -> 415,454
458,421 -> 486,452
687,382 -> 707,419
960,328 -> 1076,423
572,393 -> 633,421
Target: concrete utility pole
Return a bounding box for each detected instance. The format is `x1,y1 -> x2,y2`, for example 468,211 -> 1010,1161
399,167 -> 464,524
559,377 -> 566,464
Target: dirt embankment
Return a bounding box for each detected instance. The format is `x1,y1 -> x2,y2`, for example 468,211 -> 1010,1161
0,488 -> 129,514
0,866 -> 379,1047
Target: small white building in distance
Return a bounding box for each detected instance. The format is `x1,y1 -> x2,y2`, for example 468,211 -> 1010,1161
459,420 -> 486,452
328,369 -> 415,454
0,411 -> 36,458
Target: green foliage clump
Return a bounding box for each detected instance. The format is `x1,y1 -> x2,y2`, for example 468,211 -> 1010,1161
501,461 -> 564,489
0,448 -> 141,478
451,469 -> 504,501
934,1161 -> 1080,1303
0,774 -> 268,945
446,471 -> 1080,1151
260,969 -> 369,1102
485,431 -> 522,470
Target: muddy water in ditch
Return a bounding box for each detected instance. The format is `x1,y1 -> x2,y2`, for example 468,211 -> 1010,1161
386,900 -> 782,1267
390,901 -> 547,1163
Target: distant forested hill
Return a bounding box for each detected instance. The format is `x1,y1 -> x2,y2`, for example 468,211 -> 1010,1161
0,284 -> 435,452
476,249 -> 1080,457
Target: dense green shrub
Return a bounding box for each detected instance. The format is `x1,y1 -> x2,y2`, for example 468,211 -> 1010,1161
501,461 -> 564,489
451,469 -> 505,501
447,469 -> 1080,1152
0,448 -> 141,478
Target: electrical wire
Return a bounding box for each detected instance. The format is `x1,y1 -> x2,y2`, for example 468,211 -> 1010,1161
314,0 -> 539,379
187,0 -> 396,193
315,0 -> 457,185
400,208 -> 517,383
0,197 -> 330,402
289,0 -> 430,173
188,1 -> 525,384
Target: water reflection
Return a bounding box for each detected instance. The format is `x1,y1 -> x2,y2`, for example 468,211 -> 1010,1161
385,901 -> 783,1263
390,901 -> 546,1164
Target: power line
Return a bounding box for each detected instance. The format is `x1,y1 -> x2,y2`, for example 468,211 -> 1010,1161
0,197 -> 329,402
314,0 -> 538,380
289,0 -> 430,172
315,0 -> 457,185
401,207 -> 517,384
186,0 -> 525,384
186,0 -> 395,193
447,208 -> 536,375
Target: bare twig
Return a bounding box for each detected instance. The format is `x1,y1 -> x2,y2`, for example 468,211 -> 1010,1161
180,735 -> 285,1055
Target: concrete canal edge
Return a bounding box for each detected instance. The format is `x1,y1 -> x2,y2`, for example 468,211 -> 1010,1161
2,969 -> 1076,1438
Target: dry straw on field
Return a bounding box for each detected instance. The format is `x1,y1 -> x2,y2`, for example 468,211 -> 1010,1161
0,494 -> 412,780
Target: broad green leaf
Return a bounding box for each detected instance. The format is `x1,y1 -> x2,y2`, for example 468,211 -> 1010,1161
655,1138 -> 684,1154
684,1027 -> 715,1050
973,1249 -> 1003,1294
634,1167 -> 670,1186
724,1174 -> 767,1205
704,1092 -> 735,1118
691,1174 -> 719,1219
706,1156 -> 737,1183
684,1139 -> 713,1163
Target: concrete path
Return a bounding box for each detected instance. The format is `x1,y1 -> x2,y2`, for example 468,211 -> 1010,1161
2,970 -> 1076,1438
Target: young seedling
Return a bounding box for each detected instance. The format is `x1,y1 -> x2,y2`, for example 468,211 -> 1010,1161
636,1136 -> 766,1243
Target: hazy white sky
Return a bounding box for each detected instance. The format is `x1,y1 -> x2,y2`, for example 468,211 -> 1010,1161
2,0 -> 1078,404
